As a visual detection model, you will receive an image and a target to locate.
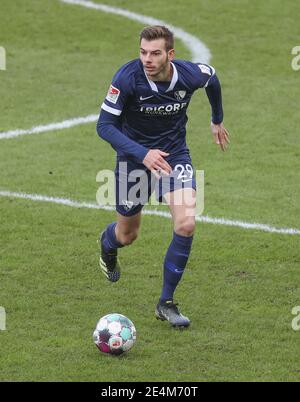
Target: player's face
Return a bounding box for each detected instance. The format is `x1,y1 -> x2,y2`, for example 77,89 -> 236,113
140,38 -> 174,80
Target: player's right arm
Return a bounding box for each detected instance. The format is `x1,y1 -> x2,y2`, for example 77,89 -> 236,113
97,64 -> 148,162
97,109 -> 148,162
98,111 -> 172,175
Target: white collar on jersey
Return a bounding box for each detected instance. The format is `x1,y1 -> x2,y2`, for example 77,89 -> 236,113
143,62 -> 178,93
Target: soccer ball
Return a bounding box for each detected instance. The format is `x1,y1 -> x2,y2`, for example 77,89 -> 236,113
93,313 -> 137,355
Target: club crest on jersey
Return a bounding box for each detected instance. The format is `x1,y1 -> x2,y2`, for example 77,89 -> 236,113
174,90 -> 186,100
106,84 -> 120,104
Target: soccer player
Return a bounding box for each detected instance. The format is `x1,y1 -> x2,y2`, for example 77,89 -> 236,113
96,26 -> 229,327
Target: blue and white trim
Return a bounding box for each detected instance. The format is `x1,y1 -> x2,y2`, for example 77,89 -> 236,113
101,103 -> 122,116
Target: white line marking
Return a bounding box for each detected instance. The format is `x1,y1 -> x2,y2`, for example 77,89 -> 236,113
59,0 -> 211,64
1,190 -> 299,235
0,114 -> 98,140
2,3 -> 296,237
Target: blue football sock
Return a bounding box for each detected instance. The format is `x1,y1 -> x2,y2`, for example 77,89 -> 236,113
102,222 -> 124,253
160,232 -> 193,303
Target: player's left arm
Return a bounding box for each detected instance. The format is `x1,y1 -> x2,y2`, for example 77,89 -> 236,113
205,73 -> 230,152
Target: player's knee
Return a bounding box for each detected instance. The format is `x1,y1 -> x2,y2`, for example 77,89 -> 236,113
119,229 -> 139,246
175,219 -> 195,237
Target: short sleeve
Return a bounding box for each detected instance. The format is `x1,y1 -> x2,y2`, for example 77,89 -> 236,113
181,60 -> 216,89
197,63 -> 216,88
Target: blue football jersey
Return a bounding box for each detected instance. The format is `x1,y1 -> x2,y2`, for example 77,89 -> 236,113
101,59 -> 216,156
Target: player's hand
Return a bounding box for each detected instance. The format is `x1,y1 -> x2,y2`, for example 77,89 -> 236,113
211,122 -> 230,151
143,149 -> 172,179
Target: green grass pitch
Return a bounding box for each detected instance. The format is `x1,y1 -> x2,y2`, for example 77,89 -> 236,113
0,0 -> 299,381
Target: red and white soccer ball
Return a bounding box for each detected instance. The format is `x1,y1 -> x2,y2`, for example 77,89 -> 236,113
93,313 -> 137,355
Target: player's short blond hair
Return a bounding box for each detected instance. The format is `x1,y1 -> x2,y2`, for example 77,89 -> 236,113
140,25 -> 174,51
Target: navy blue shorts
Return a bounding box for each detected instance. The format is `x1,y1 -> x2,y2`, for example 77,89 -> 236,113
115,152 -> 196,216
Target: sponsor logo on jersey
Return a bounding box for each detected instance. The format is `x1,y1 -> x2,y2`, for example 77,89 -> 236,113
106,84 -> 120,104
174,90 -> 186,100
140,102 -> 188,115
198,64 -> 211,75
140,95 -> 154,101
